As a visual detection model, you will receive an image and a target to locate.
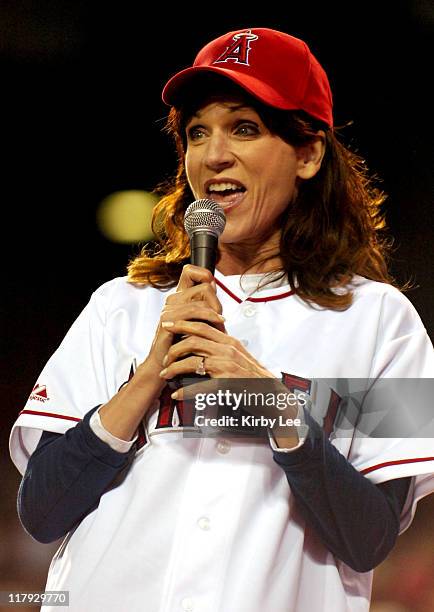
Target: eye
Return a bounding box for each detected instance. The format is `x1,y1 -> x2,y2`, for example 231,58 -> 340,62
187,125 -> 206,141
234,121 -> 260,136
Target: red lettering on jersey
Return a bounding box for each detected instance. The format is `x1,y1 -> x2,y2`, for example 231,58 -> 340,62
282,372 -> 341,436
117,362 -> 136,392
136,422 -> 147,449
214,30 -> 259,66
323,388 -> 341,437
118,360 -> 148,450
282,372 -> 312,395
156,386 -> 196,429
157,386 -> 174,427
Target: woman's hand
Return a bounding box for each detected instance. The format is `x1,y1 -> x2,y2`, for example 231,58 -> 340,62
158,318 -> 274,380
157,300 -> 301,448
158,318 -> 301,448
135,264 -> 226,388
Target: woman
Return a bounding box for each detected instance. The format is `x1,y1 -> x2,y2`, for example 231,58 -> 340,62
10,28 -> 434,612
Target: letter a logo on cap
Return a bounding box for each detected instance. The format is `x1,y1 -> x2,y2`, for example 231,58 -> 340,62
214,30 -> 259,66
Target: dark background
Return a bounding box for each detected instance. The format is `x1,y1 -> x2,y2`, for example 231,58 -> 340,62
1,2 -> 433,610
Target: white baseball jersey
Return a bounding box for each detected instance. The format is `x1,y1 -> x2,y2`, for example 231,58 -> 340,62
9,270 -> 434,612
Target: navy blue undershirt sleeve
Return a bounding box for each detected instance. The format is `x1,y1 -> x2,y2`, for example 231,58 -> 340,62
18,406 -> 136,544
271,408 -> 411,572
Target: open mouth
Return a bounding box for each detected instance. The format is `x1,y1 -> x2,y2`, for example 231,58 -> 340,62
205,180 -> 247,208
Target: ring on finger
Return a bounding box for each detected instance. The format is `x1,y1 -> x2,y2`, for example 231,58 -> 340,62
195,356 -> 207,376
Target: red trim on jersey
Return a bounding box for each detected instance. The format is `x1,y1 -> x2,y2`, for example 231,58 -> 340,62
19,409 -> 81,422
215,277 -> 294,303
361,457 -> 434,475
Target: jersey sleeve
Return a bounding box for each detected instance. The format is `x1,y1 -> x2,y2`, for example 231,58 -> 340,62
9,280 -> 120,475
346,287 -> 434,532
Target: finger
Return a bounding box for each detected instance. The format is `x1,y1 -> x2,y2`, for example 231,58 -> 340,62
148,308 -> 220,369
162,318 -> 226,342
162,326 -> 259,373
170,377 -> 220,403
162,318 -> 256,363
176,264 -> 216,292
161,307 -> 226,331
163,328 -> 241,368
164,340 -> 215,371
166,282 -> 223,315
161,351 -> 253,382
160,354 -> 210,380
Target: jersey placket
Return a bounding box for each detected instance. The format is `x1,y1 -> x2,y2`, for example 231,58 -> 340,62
160,435 -> 255,612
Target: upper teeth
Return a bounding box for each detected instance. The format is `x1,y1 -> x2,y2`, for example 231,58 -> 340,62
208,182 -> 242,192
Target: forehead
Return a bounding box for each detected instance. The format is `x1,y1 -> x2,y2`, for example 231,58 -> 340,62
188,99 -> 258,120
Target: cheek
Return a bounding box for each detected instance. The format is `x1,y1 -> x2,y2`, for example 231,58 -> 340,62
270,158 -> 299,201
260,169 -> 296,209
184,151 -> 197,192
257,145 -> 298,188
275,175 -> 297,204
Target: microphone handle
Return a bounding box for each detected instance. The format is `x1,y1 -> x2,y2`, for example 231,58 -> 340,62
190,231 -> 218,274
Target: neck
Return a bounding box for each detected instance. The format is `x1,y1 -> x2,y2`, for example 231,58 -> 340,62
216,242 -> 283,276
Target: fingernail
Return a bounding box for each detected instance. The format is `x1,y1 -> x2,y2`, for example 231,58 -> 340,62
211,281 -> 216,290
159,368 -> 168,377
162,354 -> 168,366
171,391 -> 178,400
218,314 -> 225,321
162,321 -> 174,328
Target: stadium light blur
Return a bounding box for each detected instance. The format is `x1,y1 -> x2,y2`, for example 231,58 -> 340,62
96,190 -> 159,243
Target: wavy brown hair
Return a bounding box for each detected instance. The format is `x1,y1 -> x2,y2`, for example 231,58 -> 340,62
128,75 -> 396,309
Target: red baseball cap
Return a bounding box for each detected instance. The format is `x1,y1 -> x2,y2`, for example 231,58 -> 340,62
162,28 -> 333,128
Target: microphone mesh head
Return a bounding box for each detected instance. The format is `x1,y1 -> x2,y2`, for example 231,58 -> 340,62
184,199 -> 226,239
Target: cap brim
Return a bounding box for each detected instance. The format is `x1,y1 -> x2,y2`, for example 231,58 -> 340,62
162,65 -> 296,111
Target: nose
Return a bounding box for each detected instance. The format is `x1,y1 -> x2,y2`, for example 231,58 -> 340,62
204,133 -> 235,173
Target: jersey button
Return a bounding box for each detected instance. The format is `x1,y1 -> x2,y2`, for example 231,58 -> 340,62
197,516 -> 211,531
181,597 -> 194,611
243,304 -> 256,317
216,439 -> 231,454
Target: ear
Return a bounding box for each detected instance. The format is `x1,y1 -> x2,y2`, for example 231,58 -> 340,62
296,131 -> 326,180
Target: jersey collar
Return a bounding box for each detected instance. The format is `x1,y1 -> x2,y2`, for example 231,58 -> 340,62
214,269 -> 295,303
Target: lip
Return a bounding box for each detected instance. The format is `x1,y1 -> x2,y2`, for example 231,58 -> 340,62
216,192 -> 246,215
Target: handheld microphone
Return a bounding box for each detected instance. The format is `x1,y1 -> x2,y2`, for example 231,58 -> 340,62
184,199 -> 226,273
167,200 -> 226,392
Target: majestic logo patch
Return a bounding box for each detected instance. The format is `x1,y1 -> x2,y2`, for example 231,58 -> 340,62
29,383 -> 49,403
214,30 -> 259,66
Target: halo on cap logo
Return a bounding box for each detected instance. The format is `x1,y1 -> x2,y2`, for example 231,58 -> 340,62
213,30 -> 259,66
